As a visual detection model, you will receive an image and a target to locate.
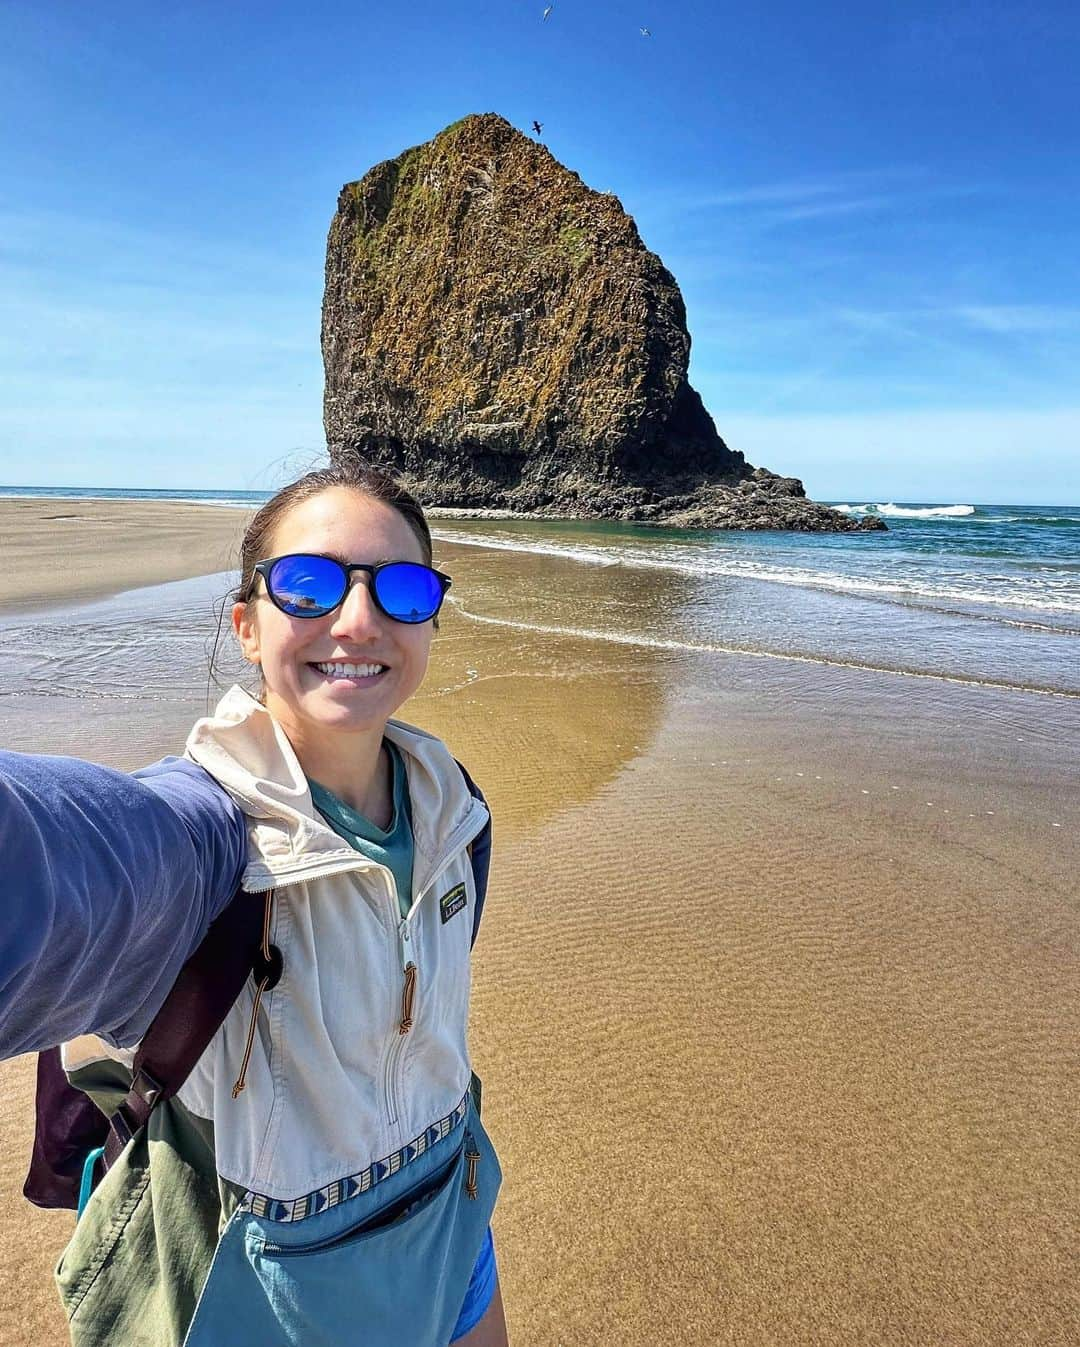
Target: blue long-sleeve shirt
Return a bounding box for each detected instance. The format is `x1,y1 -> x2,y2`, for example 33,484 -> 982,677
0,751 -> 247,1057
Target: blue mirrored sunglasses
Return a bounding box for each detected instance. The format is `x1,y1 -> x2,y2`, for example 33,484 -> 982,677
251,553 -> 452,624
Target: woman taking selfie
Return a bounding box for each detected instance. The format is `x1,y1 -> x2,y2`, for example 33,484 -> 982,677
0,461 -> 507,1346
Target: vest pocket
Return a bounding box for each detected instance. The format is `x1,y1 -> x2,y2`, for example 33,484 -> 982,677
256,1141 -> 464,1258
181,1099 -> 501,1347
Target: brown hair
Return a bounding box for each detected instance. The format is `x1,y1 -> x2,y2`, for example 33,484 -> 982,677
235,455 -> 435,605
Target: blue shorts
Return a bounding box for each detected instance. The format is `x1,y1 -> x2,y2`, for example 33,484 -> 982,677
450,1225 -> 497,1340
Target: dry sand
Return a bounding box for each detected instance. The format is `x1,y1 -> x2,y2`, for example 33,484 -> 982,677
0,497 -> 253,615
0,501 -> 1077,1346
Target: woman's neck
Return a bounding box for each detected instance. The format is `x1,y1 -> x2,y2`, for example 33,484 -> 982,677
288,725 -> 392,823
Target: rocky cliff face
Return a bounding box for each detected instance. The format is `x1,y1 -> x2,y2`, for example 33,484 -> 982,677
322,114 -> 883,532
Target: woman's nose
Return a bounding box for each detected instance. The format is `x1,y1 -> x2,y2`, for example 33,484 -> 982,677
329,576 -> 383,637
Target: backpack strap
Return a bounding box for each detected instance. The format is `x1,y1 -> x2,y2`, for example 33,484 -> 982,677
102,889 -> 279,1166
23,1046 -> 106,1209
24,884 -> 274,1209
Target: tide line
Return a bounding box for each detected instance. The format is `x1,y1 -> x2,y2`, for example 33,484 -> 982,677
445,599 -> 1080,700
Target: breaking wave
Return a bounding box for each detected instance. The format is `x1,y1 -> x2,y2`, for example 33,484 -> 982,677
994,514 -> 1080,527
835,503 -> 976,519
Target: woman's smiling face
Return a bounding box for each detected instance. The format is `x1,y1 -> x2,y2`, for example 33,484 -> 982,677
232,486 -> 435,758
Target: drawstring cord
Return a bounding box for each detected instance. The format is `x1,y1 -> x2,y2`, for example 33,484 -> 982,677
399,962 -> 417,1035
232,891 -> 275,1100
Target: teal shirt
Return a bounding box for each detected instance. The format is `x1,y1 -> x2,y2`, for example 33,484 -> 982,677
309,740 -> 414,918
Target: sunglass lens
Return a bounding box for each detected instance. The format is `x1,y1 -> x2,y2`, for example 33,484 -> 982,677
268,555 -> 347,617
374,563 -> 444,622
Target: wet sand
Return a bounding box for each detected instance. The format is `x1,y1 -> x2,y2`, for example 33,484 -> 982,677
0,506 -> 1077,1346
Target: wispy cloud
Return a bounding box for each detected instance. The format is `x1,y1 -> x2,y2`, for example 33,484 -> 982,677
684,177 -> 866,208
713,407 -> 1080,505
0,206 -> 318,292
637,169 -> 985,227
774,194 -> 897,222
949,305 -> 1080,334
0,204 -> 321,391
688,297 -> 1080,418
690,301 -> 1080,351
0,201 -> 325,484
826,304 -> 1080,343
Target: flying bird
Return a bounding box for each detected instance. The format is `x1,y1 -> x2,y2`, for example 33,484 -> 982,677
542,5 -> 553,18
640,26 -> 651,36
532,120 -> 543,136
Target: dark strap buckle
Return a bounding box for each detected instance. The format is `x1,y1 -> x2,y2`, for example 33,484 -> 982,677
108,1066 -> 165,1145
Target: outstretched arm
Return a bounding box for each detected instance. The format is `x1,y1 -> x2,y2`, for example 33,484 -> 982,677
0,751 -> 247,1058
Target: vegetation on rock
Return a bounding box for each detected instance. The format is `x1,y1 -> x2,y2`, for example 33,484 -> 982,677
322,113 -> 885,532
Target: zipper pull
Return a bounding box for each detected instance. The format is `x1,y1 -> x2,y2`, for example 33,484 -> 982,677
399,961 -> 417,1035
398,921 -> 417,1034
465,1133 -> 480,1200
232,890 -> 280,1100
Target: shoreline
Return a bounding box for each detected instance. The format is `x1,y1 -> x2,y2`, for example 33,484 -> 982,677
3,498 -> 1075,702
0,499 -> 550,617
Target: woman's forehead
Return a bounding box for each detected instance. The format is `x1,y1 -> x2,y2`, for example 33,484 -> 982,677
269,487 -> 423,560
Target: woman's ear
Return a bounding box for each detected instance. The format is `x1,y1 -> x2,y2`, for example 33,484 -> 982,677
232,601 -> 262,665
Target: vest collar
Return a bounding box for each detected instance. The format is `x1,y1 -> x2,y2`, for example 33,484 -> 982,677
185,685 -> 486,893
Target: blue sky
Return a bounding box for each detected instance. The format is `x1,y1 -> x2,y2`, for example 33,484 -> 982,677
2,0 -> 1078,505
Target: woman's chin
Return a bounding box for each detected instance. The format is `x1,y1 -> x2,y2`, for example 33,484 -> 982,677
266,685 -> 389,743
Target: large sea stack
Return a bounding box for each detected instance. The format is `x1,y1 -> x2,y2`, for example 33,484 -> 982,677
322,114 -> 883,532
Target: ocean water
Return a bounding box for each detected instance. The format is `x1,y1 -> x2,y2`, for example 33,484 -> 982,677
428,502 -> 1080,698
0,484 -> 268,508
2,489 -> 1078,697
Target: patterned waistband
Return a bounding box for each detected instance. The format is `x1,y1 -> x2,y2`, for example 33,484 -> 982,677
240,1090 -> 470,1224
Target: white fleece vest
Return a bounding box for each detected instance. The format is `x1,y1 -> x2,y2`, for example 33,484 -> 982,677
174,686 -> 490,1204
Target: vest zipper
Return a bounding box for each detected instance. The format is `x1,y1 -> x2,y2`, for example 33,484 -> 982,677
382,827 -> 478,1127
377,802 -> 488,1129
400,964 -> 417,1033
383,897 -> 417,1127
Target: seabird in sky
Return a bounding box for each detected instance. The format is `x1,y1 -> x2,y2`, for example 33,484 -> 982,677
640,26 -> 651,36
532,120 -> 543,136
542,5 -> 553,18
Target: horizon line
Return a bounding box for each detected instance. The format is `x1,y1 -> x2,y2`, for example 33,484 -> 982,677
0,484 -> 1076,511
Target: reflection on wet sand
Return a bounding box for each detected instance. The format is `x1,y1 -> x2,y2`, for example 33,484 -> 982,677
411,548 -> 685,839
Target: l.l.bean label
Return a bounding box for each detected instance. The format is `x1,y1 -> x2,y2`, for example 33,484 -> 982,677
439,882 -> 467,925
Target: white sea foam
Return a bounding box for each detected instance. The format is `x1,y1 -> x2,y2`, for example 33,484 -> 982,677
0,488 -> 263,509
993,514 -> 1080,525
835,503 -> 976,518
432,528 -> 1080,614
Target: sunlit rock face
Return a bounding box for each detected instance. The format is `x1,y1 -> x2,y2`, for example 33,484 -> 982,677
322,113 -> 884,532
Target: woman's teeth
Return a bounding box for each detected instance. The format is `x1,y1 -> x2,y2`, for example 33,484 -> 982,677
313,661 -> 388,678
